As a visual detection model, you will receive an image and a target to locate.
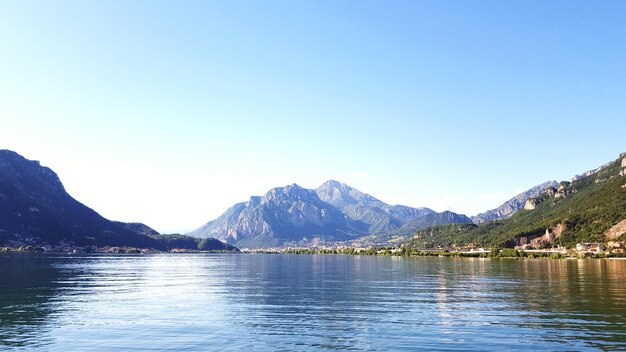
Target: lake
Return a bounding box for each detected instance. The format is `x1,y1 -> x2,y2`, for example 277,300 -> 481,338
0,253 -> 624,351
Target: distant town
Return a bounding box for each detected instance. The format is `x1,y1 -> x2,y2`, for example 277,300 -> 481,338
2,234 -> 625,259
240,241 -> 626,259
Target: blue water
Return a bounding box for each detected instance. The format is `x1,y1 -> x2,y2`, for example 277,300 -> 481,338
1,254 -> 625,351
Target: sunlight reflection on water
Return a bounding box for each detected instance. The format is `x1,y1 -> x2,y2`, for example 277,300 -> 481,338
1,254 -> 624,351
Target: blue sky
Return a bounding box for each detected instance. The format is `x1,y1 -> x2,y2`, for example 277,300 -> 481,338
1,1 -> 625,233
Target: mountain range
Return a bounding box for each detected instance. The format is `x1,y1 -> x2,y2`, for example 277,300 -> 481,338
471,180 -> 560,224
4,148 -> 624,251
405,153 -> 626,249
187,180 -> 473,248
188,154 -> 626,249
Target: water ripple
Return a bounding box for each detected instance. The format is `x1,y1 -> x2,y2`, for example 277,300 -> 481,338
0,254 -> 624,351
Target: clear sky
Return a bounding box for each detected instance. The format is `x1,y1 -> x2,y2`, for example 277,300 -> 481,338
1,1 -> 625,233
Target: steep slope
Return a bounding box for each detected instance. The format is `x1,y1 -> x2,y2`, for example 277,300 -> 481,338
396,211 -> 473,236
0,150 -> 161,248
406,153 -> 626,249
114,222 -> 160,237
315,180 -> 436,233
315,180 -> 387,208
188,183 -> 366,248
190,180 -> 472,248
0,149 -> 235,251
353,211 -> 473,246
471,180 -> 560,224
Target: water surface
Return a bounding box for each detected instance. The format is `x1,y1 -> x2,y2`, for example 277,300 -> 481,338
1,254 -> 624,351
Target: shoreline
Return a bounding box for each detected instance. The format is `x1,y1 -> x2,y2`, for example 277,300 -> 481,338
244,246 -> 626,260
0,246 -> 238,255
3,247 -> 624,260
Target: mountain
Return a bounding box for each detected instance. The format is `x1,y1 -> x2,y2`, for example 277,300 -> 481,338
187,183 -> 366,248
189,180 -> 471,248
113,222 -> 160,237
315,180 -> 435,233
396,211 -> 472,236
471,180 -> 560,224
0,149 -> 234,252
352,210 -> 473,246
405,153 -> 626,249
0,150 -> 157,248
149,234 -> 239,252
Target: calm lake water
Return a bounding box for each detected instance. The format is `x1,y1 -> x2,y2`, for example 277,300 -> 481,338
0,254 -> 625,351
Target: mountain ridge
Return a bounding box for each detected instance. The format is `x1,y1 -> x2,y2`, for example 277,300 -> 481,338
471,180 -> 560,224
188,180 -> 468,248
405,153 -> 626,249
0,149 -> 235,252
187,182 -> 366,247
6,148 -> 622,252
315,180 -> 436,234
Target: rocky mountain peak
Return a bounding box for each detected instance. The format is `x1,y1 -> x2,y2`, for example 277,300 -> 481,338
0,149 -> 166,249
0,150 -> 66,195
189,180 -> 466,248
262,183 -> 317,203
315,180 -> 383,208
317,180 -> 353,196
320,179 -> 345,188
247,196 -> 261,207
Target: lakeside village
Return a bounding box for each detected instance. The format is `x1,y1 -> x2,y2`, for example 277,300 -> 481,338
2,238 -> 625,258
241,241 -> 626,259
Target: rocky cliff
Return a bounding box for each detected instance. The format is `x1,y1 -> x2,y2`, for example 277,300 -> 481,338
187,183 -> 366,248
315,180 -> 435,234
189,180 -> 470,248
